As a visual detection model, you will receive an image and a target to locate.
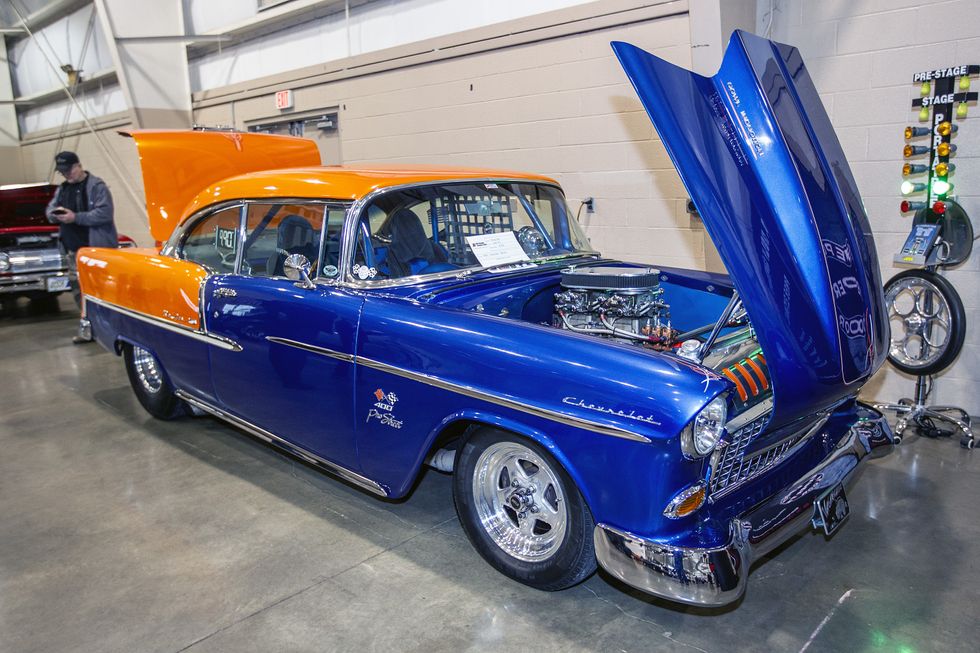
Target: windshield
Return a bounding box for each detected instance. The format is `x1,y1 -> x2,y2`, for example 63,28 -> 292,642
349,181 -> 596,282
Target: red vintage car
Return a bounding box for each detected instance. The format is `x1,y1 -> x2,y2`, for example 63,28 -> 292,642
0,182 -> 134,309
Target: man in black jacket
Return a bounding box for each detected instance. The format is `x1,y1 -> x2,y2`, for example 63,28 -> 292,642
45,151 -> 118,343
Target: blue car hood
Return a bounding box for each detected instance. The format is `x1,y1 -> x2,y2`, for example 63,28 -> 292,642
613,31 -> 887,426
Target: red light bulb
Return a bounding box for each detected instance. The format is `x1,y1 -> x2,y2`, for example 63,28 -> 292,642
933,201 -> 946,215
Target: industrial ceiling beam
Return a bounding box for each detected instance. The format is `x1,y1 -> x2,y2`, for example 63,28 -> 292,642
2,0 -> 89,41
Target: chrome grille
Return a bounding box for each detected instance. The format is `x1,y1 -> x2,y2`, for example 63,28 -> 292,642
709,413 -> 810,497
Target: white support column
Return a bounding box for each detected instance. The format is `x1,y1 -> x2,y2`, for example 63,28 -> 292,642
0,35 -> 24,182
92,0 -> 192,128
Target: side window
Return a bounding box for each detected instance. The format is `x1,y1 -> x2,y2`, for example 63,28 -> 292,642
351,198 -> 452,281
240,203 -> 325,278
181,206 -> 243,272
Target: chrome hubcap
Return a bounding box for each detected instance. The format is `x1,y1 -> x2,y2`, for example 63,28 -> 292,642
472,442 -> 567,562
132,346 -> 164,394
886,278 -> 951,369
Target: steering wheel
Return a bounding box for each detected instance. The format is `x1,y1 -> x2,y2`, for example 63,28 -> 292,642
516,226 -> 547,256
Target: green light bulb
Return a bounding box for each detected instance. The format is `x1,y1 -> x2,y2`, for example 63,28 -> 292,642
932,179 -> 952,195
920,81 -> 931,96
957,102 -> 968,119
919,107 -> 930,122
960,76 -> 971,91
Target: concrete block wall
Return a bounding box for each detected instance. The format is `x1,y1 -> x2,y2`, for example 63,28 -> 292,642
762,0 -> 980,415
196,9 -> 704,270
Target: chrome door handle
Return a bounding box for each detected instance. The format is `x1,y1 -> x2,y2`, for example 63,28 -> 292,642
214,287 -> 237,298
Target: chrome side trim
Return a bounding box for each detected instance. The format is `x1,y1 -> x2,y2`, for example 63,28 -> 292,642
265,336 -> 649,441
265,336 -> 355,363
86,295 -> 243,352
174,389 -> 388,497
356,354 -> 652,443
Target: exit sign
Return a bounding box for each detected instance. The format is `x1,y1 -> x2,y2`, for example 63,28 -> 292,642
275,90 -> 293,110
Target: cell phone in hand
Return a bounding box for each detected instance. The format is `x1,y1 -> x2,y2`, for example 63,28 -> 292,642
52,208 -> 68,215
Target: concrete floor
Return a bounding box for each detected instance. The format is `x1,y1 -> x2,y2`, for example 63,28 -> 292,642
1,297 -> 977,653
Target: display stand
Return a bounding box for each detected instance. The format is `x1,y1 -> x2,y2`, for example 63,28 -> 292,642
874,64 -> 976,449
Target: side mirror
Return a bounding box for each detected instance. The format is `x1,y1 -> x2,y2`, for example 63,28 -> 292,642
284,253 -> 315,289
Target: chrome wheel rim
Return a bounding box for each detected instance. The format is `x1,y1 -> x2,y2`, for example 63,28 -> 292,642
132,346 -> 164,394
885,277 -> 951,369
472,441 -> 567,562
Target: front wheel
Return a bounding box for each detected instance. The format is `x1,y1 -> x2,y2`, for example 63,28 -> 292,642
123,343 -> 185,420
453,428 -> 596,591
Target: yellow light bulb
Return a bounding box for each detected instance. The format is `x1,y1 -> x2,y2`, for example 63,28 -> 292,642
935,162 -> 948,176
938,142 -> 951,157
904,126 -> 913,140
903,163 -> 912,176
903,144 -> 913,158
937,121 -> 952,136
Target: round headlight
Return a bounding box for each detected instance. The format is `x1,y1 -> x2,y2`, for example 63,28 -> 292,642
0,252 -> 10,271
692,395 -> 727,456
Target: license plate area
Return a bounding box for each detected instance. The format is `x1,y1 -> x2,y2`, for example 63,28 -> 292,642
812,483 -> 849,536
46,276 -> 70,292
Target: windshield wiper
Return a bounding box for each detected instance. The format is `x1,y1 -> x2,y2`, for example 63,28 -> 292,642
532,252 -> 600,264
454,252 -> 599,279
455,260 -> 536,279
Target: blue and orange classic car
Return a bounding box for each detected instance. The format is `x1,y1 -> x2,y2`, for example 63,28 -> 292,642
78,31 -> 892,606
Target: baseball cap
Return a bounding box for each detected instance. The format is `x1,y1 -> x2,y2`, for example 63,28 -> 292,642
54,151 -> 80,173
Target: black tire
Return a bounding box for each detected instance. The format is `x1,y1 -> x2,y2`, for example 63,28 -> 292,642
28,293 -> 60,314
453,427 -> 596,591
884,269 -> 966,375
123,343 -> 186,420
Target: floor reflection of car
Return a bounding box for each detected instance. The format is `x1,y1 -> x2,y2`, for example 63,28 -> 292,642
77,31 -> 894,607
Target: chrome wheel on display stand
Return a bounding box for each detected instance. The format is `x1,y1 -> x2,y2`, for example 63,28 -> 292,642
884,269 -> 965,376
876,269 -> 973,448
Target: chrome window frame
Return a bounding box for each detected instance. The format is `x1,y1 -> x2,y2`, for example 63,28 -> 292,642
162,181 -> 598,291
163,200 -> 246,274
336,179 -> 600,290
165,198 -> 354,281
239,199 -> 351,281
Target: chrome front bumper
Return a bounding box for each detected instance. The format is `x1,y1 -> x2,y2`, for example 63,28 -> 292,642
0,271 -> 70,294
593,407 -> 893,606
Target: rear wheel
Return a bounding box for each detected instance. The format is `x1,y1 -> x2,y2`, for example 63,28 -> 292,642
453,428 -> 596,591
123,344 -> 185,420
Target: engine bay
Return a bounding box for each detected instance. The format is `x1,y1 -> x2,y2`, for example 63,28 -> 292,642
552,266 -> 677,350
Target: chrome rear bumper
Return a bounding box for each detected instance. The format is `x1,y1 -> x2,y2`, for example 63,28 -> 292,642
594,405 -> 893,606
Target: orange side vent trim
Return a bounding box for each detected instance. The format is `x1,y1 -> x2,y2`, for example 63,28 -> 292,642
722,368 -> 748,402
745,357 -> 769,390
734,362 -> 759,396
